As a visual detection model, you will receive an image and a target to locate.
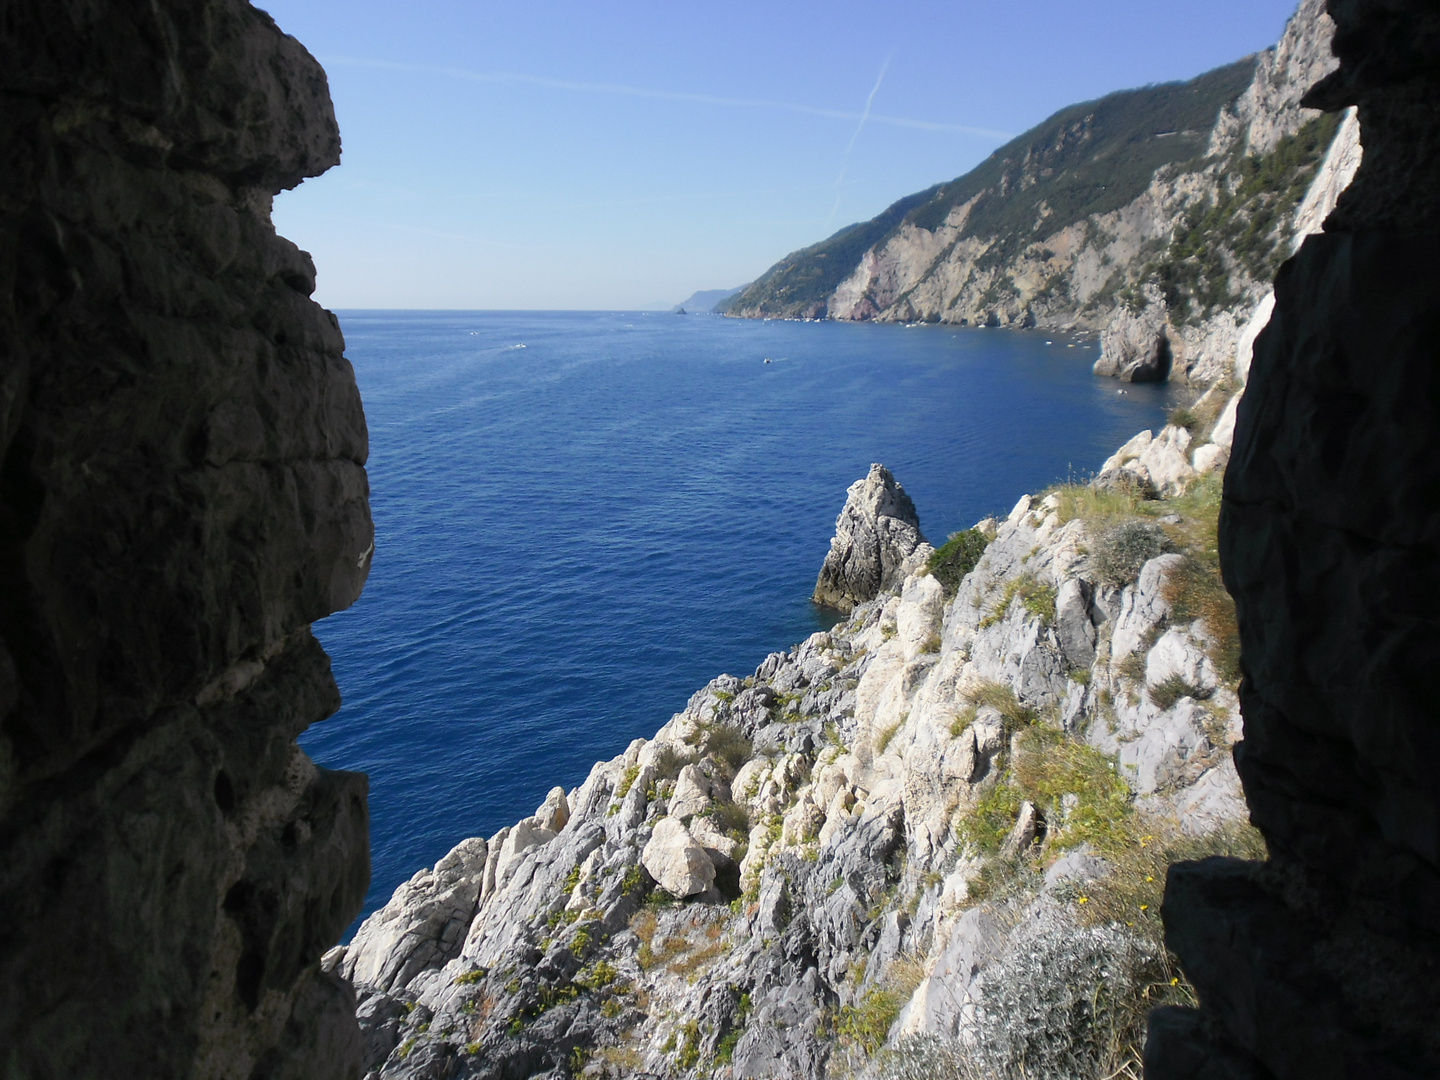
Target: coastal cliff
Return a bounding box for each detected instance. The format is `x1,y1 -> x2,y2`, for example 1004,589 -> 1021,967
0,3 -> 373,1077
722,1 -> 1345,389
335,415 -> 1252,1080
333,35 -> 1367,1067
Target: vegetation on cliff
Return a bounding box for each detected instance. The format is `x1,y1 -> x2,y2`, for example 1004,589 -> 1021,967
719,59 -> 1256,319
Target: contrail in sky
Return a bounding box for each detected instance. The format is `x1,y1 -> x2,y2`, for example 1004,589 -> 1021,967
321,56 -> 1012,140
828,54 -> 893,228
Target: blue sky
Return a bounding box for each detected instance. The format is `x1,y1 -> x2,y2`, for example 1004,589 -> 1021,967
263,0 -> 1304,310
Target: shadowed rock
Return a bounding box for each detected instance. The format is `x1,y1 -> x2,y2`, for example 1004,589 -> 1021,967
1150,1 -> 1440,1076
0,2 -> 373,1077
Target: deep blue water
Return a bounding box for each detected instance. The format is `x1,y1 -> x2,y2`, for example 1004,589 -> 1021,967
301,310 -> 1177,929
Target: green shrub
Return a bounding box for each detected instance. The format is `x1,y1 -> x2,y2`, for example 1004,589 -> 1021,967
676,1020 -> 702,1069
703,800 -> 751,838
701,723 -> 753,771
1090,520 -> 1168,585
927,529 -> 990,596
652,744 -> 695,781
1148,673 -> 1209,710
957,781 -> 1024,854
1167,405 -> 1199,431
838,987 -> 903,1054
575,959 -> 618,990
963,680 -> 1037,730
875,720 -> 903,755
615,765 -> 641,800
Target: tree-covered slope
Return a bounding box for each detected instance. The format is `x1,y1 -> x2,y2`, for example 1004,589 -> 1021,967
721,58 -> 1257,318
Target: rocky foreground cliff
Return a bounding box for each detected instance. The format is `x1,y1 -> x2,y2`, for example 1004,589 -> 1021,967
722,0 -> 1349,390
335,418 -> 1254,1080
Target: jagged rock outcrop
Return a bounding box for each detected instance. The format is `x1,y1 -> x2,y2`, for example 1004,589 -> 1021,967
336,396 -> 1257,1078
812,464 -> 929,612
0,3 -> 372,1078
1149,1 -> 1440,1077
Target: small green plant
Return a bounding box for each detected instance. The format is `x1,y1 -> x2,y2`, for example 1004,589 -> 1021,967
1148,673 -> 1209,710
1013,727 -> 1132,853
620,863 -> 647,897
1091,520 -> 1169,585
949,704 -> 979,738
980,572 -> 1056,628
704,800 -> 750,838
875,718 -> 903,755
675,1020 -> 702,1069
926,528 -> 990,596
963,680 -> 1037,730
615,765 -> 641,800
652,744 -> 695,780
700,722 -> 753,770
956,780 -> 1024,853
578,959 -> 618,990
570,922 -> 594,954
1052,481 -> 1142,528
716,1028 -> 743,1064
453,967 -> 488,986
837,988 -> 902,1054
1168,405 -> 1200,430
1116,649 -> 1149,683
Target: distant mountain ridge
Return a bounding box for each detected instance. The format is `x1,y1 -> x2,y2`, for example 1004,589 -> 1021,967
720,0 -> 1344,387
673,284 -> 749,313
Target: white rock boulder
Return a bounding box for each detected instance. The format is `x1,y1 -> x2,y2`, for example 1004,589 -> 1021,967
641,817 -> 716,897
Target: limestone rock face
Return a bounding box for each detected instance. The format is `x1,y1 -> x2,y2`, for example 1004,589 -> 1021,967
641,817 -> 716,897
1094,297 -> 1173,382
338,838 -> 487,994
1150,2 -> 1440,1076
813,464 -> 927,612
0,3 -> 372,1077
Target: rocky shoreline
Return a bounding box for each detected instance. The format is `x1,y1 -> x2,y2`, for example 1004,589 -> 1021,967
327,39 -> 1366,1072
330,399 -> 1256,1080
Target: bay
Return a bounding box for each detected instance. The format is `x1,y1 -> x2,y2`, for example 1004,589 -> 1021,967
301,310 -> 1178,929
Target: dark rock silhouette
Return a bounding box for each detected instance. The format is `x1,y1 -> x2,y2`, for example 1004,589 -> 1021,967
0,2 -> 373,1078
1149,1 -> 1440,1077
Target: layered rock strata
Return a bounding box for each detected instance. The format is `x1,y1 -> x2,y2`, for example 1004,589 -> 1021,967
0,3 -> 373,1078
1149,1 -> 1440,1077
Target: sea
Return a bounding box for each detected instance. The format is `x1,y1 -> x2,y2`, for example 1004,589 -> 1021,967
300,310 -> 1179,932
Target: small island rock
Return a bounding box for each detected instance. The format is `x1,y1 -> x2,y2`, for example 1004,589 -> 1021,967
813,464 -> 927,612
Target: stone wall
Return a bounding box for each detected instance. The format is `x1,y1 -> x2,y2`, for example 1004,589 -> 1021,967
0,3 -> 373,1078
1150,1 -> 1440,1077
